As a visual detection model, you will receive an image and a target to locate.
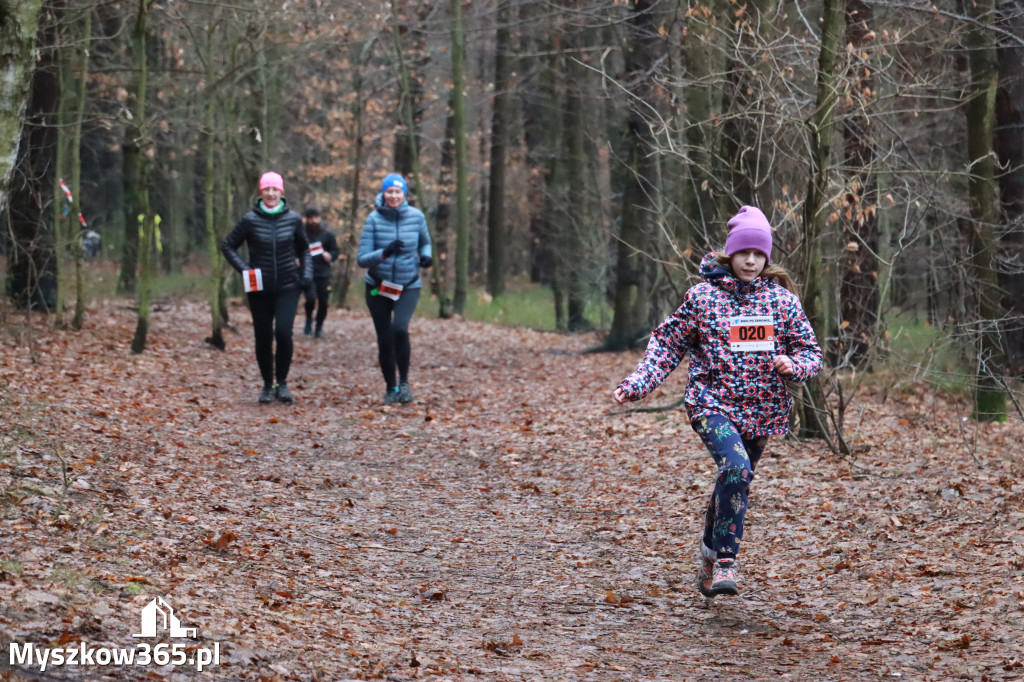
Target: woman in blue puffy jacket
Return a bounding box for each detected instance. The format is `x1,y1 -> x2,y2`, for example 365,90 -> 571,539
613,206 -> 822,599
357,174 -> 432,404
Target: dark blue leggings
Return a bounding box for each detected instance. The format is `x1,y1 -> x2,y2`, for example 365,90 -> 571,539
365,283 -> 420,389
692,413 -> 767,558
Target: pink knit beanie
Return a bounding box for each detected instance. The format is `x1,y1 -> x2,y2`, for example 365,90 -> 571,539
724,206 -> 773,261
259,171 -> 284,193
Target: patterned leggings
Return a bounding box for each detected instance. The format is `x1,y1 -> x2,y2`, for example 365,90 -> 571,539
692,413 -> 767,558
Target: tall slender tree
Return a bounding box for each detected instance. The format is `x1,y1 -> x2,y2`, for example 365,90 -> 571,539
486,0 -> 514,297
129,0 -> 155,353
963,0 -> 1007,420
837,0 -> 880,368
450,0 -> 470,315
606,0 -> 660,350
800,0 -> 847,445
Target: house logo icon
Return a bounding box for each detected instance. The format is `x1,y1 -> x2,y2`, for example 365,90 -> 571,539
132,597 -> 197,638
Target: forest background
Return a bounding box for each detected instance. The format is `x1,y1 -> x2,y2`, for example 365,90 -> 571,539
0,1 -> 1023,679
1,0 -> 1024,433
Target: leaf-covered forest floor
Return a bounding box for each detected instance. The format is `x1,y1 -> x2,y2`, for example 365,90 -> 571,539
1,297 -> 1022,681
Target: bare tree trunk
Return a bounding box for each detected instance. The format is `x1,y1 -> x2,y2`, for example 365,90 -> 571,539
800,0 -> 847,445
71,7 -> 91,331
337,39 -> 375,310
486,0 -> 514,298
130,0 -> 154,354
7,6 -> 59,313
433,90 -> 455,319
203,37 -> 225,350
837,0 -> 880,368
0,0 -> 43,216
563,63 -> 590,332
450,0 -> 470,315
995,2 -> 1024,376
606,0 -> 659,350
964,0 -> 1007,420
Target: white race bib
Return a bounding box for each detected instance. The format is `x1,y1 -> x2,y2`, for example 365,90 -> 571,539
242,268 -> 264,292
377,280 -> 404,301
309,241 -> 324,256
729,315 -> 775,352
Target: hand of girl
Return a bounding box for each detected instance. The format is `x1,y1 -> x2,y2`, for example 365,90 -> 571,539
772,355 -> 794,376
613,386 -> 629,405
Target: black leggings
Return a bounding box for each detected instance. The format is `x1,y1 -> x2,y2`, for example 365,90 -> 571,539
365,283 -> 420,389
303,276 -> 330,328
248,287 -> 300,387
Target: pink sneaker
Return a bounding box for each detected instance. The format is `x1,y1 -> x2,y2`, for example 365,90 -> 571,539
696,542 -> 716,598
709,558 -> 739,596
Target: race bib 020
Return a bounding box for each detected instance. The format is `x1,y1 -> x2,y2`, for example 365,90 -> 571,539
242,268 -> 264,292
309,241 -> 324,256
728,315 -> 775,352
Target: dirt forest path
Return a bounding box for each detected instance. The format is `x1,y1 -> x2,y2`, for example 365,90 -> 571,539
1,298 -> 1022,681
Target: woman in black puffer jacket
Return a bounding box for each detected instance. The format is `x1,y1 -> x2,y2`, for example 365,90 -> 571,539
222,171 -> 313,404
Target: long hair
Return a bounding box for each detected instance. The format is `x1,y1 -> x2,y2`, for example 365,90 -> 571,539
716,252 -> 798,294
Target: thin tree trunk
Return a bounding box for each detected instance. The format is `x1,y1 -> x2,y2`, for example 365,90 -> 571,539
130,0 -> 153,354
71,8 -> 91,330
53,23 -> 70,325
433,90 -> 455,319
995,3 -> 1024,376
837,0 -> 880,368
203,45 -> 225,350
337,39 -> 375,309
800,0 -> 847,445
964,0 -> 1007,420
450,0 -> 470,315
606,0 -> 659,350
486,0 -> 514,298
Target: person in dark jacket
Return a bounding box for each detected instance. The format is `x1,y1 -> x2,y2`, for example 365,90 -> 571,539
222,171 -> 313,404
356,173 -> 432,404
300,204 -> 340,339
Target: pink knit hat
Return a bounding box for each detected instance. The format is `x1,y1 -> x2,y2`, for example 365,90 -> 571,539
259,171 -> 284,193
724,206 -> 773,261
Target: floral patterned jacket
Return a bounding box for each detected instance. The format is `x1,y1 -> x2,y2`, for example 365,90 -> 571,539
617,252 -> 822,438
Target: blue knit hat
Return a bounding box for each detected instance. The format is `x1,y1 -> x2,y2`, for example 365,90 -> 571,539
382,173 -> 408,195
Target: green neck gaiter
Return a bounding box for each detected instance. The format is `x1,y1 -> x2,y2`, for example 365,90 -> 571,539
260,200 -> 287,215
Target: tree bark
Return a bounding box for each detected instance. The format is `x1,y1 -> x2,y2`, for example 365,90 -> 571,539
71,7 -> 91,331
837,0 -> 880,368
432,89 -> 456,319
0,0 -> 42,216
606,0 -> 659,350
7,4 -> 58,312
450,0 -> 470,315
800,0 -> 847,444
129,0 -> 153,354
486,0 -> 513,298
964,0 -> 1007,420
995,2 -> 1024,376
337,39 -> 375,310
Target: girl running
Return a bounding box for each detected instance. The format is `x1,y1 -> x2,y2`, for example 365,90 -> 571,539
613,206 -> 822,597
